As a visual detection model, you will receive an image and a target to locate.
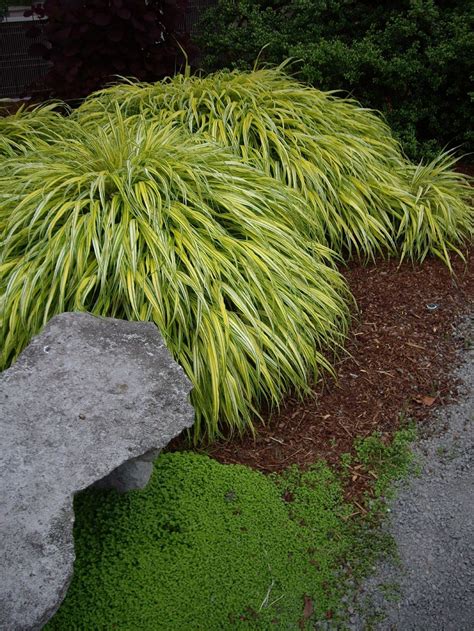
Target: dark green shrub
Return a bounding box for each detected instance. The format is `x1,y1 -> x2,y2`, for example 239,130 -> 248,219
196,0 -> 474,161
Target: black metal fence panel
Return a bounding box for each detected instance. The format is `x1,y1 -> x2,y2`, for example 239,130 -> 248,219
0,17 -> 49,98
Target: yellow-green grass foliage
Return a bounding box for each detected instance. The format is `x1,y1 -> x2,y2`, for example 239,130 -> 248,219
0,114 -> 349,441
76,65 -> 473,265
0,103 -> 71,158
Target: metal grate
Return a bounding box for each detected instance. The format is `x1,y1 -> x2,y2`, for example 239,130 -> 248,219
0,18 -> 49,98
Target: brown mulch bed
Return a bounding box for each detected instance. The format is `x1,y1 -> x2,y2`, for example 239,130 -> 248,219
194,254 -> 473,479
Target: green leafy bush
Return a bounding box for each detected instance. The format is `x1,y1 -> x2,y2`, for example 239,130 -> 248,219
45,452 -> 354,629
0,112 -> 349,441
196,0 -> 474,161
75,67 -> 473,263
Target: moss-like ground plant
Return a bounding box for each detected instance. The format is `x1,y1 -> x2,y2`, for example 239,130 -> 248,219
75,66 -> 473,264
0,113 -> 349,441
46,429 -> 417,629
44,453 -> 354,630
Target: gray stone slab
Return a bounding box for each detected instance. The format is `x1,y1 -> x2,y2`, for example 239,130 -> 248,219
0,312 -> 194,630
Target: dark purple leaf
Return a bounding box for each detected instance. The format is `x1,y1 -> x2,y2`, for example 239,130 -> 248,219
143,10 -> 158,23
116,7 -> 131,20
107,24 -> 124,42
63,44 -> 80,57
53,26 -> 72,41
131,17 -> 146,31
147,24 -> 163,38
91,12 -> 111,26
25,25 -> 42,38
114,59 -> 127,71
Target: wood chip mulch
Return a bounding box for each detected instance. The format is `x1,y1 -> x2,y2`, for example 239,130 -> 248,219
200,253 -> 473,481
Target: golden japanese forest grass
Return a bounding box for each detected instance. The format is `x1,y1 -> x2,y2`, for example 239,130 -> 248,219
76,65 -> 473,264
1,66 -> 472,440
0,114 -> 349,441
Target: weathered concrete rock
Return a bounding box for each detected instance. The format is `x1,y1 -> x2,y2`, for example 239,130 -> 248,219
0,313 -> 194,630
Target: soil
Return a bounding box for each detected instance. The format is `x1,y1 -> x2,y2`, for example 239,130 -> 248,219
0,99 -> 34,116
176,253 -> 474,499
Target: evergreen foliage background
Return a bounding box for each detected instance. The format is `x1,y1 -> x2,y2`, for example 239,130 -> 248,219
196,0 -> 474,161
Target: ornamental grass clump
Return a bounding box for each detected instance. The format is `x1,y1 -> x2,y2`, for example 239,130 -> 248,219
0,102 -> 71,157
76,65 -> 473,265
397,153 -> 473,264
0,114 -> 350,441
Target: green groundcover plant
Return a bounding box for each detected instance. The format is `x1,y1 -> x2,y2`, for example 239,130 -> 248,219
45,429 -> 416,629
75,66 -> 473,264
45,452 -> 352,629
0,111 -> 349,441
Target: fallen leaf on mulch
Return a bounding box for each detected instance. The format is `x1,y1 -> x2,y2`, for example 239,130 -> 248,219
414,395 -> 437,406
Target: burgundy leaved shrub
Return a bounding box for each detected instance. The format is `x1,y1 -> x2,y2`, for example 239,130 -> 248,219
25,0 -> 190,100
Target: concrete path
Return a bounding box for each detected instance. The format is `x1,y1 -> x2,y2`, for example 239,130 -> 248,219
353,314 -> 474,630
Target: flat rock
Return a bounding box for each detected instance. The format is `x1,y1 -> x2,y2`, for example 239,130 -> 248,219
0,312 -> 194,630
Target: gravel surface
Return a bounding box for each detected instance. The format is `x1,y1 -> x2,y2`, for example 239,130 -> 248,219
352,314 -> 474,631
